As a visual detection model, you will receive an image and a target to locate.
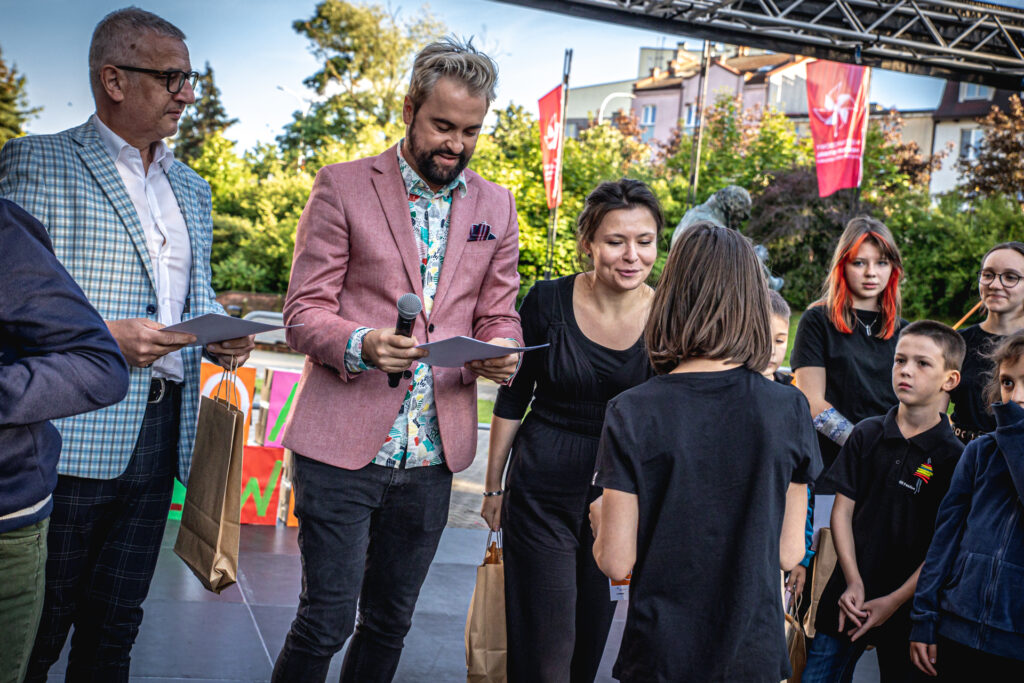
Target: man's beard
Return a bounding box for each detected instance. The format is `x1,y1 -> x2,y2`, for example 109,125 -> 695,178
407,119 -> 469,187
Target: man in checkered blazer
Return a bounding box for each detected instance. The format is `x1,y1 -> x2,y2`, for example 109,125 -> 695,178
0,9 -> 254,681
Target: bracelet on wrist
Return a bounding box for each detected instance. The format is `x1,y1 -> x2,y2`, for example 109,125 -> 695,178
482,490 -> 503,497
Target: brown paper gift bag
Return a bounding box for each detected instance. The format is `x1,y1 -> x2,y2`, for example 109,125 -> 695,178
785,595 -> 806,682
803,527 -> 838,638
174,361 -> 245,594
466,531 -> 506,683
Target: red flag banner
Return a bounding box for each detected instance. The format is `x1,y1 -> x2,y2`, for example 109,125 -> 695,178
806,61 -> 871,198
538,85 -> 564,209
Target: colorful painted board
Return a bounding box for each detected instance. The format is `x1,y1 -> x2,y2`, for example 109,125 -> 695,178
264,370 -> 302,448
240,445 -> 286,525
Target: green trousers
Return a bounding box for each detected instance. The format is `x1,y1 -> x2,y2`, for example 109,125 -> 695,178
0,517 -> 48,683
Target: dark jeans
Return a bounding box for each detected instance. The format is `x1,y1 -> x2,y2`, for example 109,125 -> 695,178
0,517 -> 48,683
803,630 -> 922,683
271,454 -> 453,683
25,384 -> 180,683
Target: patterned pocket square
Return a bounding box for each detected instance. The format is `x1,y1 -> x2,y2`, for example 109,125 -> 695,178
468,222 -> 496,241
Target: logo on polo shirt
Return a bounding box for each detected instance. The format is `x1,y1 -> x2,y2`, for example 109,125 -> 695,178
898,458 -> 933,494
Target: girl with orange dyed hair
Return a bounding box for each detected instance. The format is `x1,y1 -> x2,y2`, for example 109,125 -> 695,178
790,217 -> 906,520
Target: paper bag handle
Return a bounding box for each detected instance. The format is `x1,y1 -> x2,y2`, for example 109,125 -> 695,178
214,355 -> 241,409
483,530 -> 502,565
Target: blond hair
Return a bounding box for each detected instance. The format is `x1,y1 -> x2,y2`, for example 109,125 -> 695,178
408,36 -> 497,111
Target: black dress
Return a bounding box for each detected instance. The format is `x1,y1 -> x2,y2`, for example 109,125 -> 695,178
494,275 -> 653,683
948,324 -> 1002,441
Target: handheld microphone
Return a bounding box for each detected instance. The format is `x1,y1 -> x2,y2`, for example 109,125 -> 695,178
388,293 -> 423,388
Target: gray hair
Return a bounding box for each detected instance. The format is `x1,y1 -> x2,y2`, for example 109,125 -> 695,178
408,36 -> 498,111
89,7 -> 186,97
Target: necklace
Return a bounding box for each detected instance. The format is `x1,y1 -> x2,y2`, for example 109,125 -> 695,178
855,314 -> 874,336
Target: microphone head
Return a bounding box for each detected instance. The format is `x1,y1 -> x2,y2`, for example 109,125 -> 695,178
397,293 -> 423,318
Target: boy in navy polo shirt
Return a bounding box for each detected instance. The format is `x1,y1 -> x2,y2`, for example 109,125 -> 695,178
802,321 -> 966,683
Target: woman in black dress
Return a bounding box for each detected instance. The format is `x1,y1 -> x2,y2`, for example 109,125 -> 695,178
948,242 -> 1024,444
480,179 -> 660,683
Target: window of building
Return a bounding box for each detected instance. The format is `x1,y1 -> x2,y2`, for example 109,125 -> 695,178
960,128 -> 985,160
684,104 -> 697,129
959,82 -> 995,101
641,104 -> 657,126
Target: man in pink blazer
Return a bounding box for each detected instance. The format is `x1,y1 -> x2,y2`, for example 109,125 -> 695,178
272,39 -> 522,683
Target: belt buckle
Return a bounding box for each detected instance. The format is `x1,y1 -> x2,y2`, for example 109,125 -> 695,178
149,377 -> 167,404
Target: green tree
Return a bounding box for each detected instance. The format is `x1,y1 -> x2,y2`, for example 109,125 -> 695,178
0,46 -> 40,145
474,105 -> 663,296
957,94 -> 1024,211
892,194 -> 1024,322
661,94 -> 813,206
175,63 -> 238,165
745,110 -> 942,311
279,0 -> 445,165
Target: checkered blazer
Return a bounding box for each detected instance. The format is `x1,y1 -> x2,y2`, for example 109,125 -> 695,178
0,119 -> 223,481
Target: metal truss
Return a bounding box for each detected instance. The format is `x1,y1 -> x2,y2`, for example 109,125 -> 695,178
495,0 -> 1024,89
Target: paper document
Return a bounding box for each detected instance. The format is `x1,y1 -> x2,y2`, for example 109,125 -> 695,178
415,336 -> 547,367
162,313 -> 301,346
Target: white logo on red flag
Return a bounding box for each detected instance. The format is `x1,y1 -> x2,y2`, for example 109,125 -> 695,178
806,61 -> 871,198
538,85 -> 564,210
812,84 -> 855,137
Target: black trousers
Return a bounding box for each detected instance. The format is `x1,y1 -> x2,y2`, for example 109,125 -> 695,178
502,423 -> 617,683
932,635 -> 1024,681
271,454 -> 453,683
25,383 -> 180,683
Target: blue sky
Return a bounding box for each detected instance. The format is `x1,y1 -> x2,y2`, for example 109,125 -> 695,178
1,0 -> 987,150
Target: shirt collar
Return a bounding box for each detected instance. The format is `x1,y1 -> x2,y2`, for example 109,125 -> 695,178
396,141 -> 467,200
881,405 -> 959,463
91,113 -> 175,173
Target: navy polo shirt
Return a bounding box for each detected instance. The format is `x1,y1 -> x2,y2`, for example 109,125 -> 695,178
814,406 -> 964,645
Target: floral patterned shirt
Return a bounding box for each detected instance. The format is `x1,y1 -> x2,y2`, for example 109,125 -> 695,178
344,143 -> 467,468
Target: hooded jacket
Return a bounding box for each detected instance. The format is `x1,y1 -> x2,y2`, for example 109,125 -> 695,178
910,400 -> 1024,660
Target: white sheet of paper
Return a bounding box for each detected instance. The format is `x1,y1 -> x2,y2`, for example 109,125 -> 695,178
415,336 -> 547,367
609,577 -> 630,601
162,313 -> 301,346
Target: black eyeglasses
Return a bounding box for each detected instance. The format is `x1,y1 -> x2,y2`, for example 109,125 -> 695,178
979,270 -> 1022,288
116,65 -> 199,94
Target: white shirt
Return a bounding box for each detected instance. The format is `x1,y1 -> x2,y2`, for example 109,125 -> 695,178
93,114 -> 192,382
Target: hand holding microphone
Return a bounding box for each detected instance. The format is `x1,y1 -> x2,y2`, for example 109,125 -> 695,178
360,293 -> 427,383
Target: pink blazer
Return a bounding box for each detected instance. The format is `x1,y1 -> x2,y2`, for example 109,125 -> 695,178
281,146 -> 522,472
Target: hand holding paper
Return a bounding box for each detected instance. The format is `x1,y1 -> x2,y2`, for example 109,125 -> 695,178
414,335 -> 547,378
206,335 -> 256,369
466,337 -> 520,383
161,313 -> 300,346
106,318 -> 196,368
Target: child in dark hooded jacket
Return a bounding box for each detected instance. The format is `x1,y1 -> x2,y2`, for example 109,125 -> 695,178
910,331 -> 1024,680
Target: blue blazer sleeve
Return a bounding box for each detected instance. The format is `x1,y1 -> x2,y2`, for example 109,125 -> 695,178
0,199 -> 129,426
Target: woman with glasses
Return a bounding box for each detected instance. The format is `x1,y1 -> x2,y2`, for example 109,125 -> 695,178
948,242 -> 1024,444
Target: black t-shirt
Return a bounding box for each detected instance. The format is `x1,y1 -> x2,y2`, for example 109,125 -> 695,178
594,368 -> 823,683
949,324 -> 1001,436
814,407 -> 963,645
790,306 -> 904,483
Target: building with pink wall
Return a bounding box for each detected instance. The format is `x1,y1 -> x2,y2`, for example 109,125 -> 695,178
630,48 -> 811,146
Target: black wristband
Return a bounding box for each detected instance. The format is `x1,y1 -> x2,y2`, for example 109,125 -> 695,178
482,490 -> 503,497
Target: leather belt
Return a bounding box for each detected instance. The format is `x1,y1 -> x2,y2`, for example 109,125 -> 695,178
148,377 -> 181,404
